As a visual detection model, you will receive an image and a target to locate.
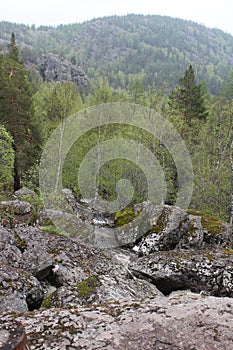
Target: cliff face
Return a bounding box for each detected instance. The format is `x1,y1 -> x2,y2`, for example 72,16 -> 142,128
39,53 -> 88,86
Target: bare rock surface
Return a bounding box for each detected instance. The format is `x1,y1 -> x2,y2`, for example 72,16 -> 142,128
1,194 -> 233,349
40,53 -> 88,86
1,292 -> 233,349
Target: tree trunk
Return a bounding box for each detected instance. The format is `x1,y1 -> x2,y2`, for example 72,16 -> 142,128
13,143 -> 20,191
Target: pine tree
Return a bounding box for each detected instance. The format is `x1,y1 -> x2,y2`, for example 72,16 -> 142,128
169,65 -> 208,133
0,35 -> 42,190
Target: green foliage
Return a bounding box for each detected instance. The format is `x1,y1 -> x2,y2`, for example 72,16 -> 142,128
191,98 -> 233,220
0,125 -> 14,199
33,82 -> 84,140
41,225 -> 70,237
0,22 -> 232,222
0,36 -> 42,190
1,15 -> 233,94
169,65 -> 208,136
221,68 -> 233,98
7,32 -> 19,62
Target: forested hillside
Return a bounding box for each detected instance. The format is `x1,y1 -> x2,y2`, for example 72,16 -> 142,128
0,16 -> 233,222
1,14 -> 233,94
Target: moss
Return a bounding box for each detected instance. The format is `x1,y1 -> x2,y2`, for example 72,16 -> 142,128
222,249 -> 233,256
143,210 -> 167,238
187,210 -> 224,235
207,253 -> 213,261
41,291 -> 56,309
114,206 -> 136,227
75,275 -> 100,298
151,211 -> 166,234
18,189 -> 41,224
42,225 -> 70,237
13,231 -> 28,252
182,221 -> 197,243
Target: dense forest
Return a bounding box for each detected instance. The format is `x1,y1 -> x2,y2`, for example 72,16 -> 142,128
0,15 -> 233,223
1,14 -> 233,94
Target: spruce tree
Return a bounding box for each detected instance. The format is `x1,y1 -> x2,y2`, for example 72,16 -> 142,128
169,65 -> 208,130
0,34 -> 42,190
7,33 -> 20,62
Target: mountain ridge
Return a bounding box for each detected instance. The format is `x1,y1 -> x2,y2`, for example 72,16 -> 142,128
1,14 -> 233,94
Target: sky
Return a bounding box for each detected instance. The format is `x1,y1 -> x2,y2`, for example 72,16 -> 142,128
1,0 -> 233,36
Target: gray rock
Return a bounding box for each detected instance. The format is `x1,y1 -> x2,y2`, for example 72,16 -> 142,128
129,249 -> 233,296
134,205 -> 189,255
14,188 -> 38,201
178,212 -> 232,249
0,200 -> 34,227
40,53 -> 88,86
0,263 -> 43,312
1,292 -> 233,349
0,225 -> 161,312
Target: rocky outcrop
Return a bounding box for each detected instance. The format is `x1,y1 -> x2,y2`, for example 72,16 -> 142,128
1,192 -> 233,349
0,319 -> 30,350
131,205 -> 190,254
132,206 -> 232,255
1,292 -> 233,349
40,53 -> 88,86
129,249 -> 233,296
0,225 -> 161,313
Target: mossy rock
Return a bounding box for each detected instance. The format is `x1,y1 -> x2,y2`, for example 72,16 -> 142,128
0,200 -> 34,227
42,225 -> 70,237
41,291 -> 56,309
187,210 -> 225,235
75,275 -> 100,299
14,231 -> 28,252
114,206 -> 137,227
15,188 -> 42,224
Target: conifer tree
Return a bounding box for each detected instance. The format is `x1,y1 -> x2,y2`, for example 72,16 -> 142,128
0,34 -> 42,190
7,32 -> 20,62
169,65 -> 208,133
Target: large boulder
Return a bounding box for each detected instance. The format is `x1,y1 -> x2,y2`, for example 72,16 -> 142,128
132,205 -> 189,255
131,206 -> 232,255
0,225 -> 161,313
0,200 -> 35,227
1,292 -> 233,349
0,263 -> 43,312
178,211 -> 232,249
129,249 -> 233,296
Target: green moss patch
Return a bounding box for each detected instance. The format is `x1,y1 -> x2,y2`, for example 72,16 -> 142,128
187,210 -> 224,235
75,275 -> 100,299
114,206 -> 136,227
42,225 -> 70,237
41,291 -> 56,309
